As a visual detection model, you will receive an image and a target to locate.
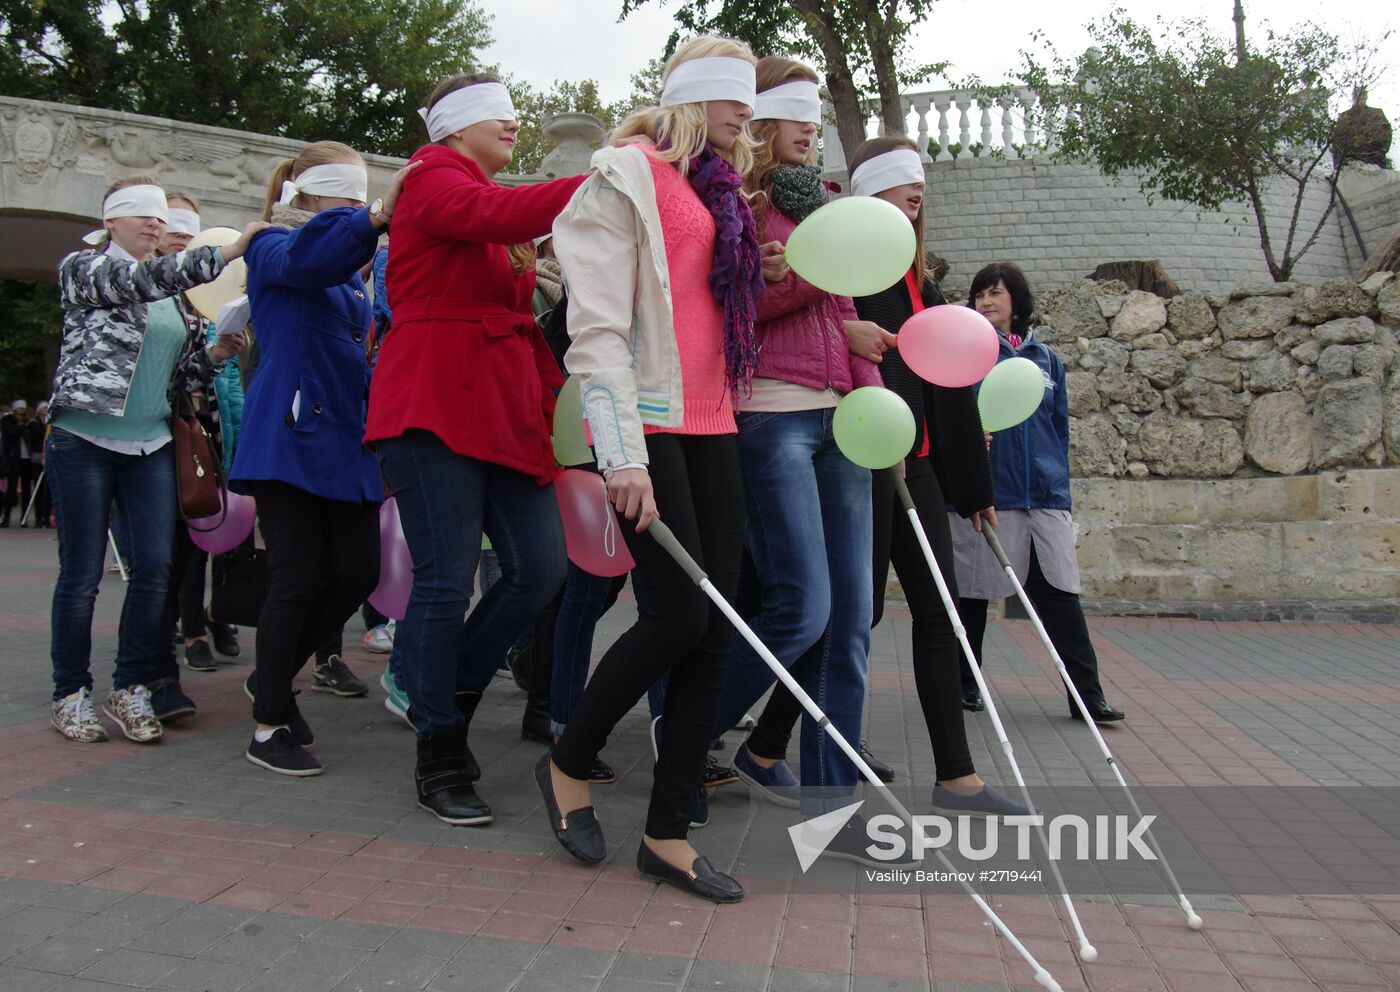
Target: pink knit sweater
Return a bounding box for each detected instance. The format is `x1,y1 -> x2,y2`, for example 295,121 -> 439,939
644,151 -> 736,437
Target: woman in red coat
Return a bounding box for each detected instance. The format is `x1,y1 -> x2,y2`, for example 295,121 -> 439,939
365,74 -> 585,826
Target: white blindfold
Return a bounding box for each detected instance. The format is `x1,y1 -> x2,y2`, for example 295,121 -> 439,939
167,207 -> 201,236
83,184 -> 168,245
280,163 -> 369,205
418,82 -> 517,142
849,149 -> 925,198
660,57 -> 756,110
752,80 -> 821,124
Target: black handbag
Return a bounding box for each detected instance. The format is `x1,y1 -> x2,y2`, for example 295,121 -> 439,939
209,547 -> 269,627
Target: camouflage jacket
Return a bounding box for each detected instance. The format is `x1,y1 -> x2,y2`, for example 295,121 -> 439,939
51,245 -> 228,417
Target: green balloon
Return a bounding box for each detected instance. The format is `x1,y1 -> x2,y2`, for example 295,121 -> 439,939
833,387 -> 916,469
785,196 -> 917,297
553,376 -> 592,467
977,357 -> 1049,432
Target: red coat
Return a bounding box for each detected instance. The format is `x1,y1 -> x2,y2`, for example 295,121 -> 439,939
365,145 -> 585,482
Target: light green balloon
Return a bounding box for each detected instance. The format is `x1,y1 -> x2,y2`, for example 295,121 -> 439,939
785,196 -> 917,297
977,357 -> 1049,433
833,387 -> 916,469
553,376 -> 592,467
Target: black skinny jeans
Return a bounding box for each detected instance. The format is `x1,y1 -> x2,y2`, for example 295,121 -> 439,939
553,433 -> 744,840
247,481 -> 379,726
957,542 -> 1107,707
747,457 -> 976,782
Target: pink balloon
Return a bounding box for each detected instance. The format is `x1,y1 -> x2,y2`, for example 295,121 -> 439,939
369,496 -> 413,620
555,469 -> 635,578
188,490 -> 256,554
897,305 -> 1001,388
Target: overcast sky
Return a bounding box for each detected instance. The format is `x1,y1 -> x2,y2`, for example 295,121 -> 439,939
482,0 -> 1397,156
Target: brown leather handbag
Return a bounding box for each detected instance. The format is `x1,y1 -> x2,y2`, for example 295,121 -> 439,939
172,393 -> 225,523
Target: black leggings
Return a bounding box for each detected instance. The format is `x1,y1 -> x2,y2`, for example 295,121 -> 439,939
747,457 -> 976,782
553,434 -> 744,839
247,481 -> 379,726
957,541 -> 1107,707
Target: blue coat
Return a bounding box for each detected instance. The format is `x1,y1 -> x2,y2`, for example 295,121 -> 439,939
230,206 -> 383,503
980,331 -> 1072,511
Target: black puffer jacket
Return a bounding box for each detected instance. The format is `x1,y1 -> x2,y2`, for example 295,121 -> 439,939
855,278 -> 995,517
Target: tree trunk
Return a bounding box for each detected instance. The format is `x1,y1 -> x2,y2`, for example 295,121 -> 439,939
792,0 -> 867,162
864,0 -> 907,137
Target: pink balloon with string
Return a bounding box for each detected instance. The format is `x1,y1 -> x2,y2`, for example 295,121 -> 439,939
554,469 -> 635,578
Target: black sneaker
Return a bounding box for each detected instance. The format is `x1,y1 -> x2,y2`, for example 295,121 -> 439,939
703,754 -> 738,788
311,656 -> 368,697
148,677 -> 197,723
246,728 -> 322,777
815,814 -> 917,869
183,639 -> 217,672
243,672 -> 313,746
206,612 -> 240,657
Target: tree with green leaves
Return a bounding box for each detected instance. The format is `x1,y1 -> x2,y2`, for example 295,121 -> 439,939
619,0 -> 944,160
506,79 -> 625,175
1021,8 -> 1386,282
0,0 -> 491,158
0,281 -> 61,403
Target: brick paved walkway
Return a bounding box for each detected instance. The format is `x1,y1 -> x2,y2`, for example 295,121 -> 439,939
3,526 -> 1400,991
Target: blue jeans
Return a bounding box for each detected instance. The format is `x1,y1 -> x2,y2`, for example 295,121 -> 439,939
46,428 -> 178,700
376,430 -> 566,739
549,563 -> 625,735
718,409 -> 873,808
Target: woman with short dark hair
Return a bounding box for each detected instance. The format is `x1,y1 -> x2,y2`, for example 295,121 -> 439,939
952,261 -> 1125,724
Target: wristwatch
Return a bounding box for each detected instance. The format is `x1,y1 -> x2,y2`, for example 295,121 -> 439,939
370,198 -> 390,226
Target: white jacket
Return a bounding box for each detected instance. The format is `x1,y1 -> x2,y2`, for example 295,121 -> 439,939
553,145 -> 688,471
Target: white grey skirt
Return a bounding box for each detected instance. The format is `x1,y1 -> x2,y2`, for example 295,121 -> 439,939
948,508 -> 1082,600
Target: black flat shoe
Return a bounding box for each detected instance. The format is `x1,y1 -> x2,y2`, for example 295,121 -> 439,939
859,741 -> 895,783
535,752 -> 605,864
637,842 -> 743,903
588,758 -> 616,784
932,783 -> 1032,816
1071,701 -> 1126,724
962,690 -> 985,712
521,695 -> 552,744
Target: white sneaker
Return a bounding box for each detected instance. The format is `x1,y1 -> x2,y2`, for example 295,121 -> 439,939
102,685 -> 163,743
52,688 -> 107,743
363,621 -> 394,654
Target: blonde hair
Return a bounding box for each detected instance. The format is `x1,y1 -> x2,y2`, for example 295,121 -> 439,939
611,36 -> 758,175
261,141 -> 362,221
847,135 -> 929,290
745,56 -> 820,226
166,191 -> 199,212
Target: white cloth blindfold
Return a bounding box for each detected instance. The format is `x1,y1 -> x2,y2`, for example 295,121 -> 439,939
280,163 -> 369,205
660,57 -> 756,110
418,82 -> 517,142
850,149 -> 925,197
167,208 -> 201,236
752,80 -> 822,124
83,184 -> 168,245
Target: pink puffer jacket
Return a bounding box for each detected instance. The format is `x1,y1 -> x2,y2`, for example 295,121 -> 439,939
754,208 -> 883,393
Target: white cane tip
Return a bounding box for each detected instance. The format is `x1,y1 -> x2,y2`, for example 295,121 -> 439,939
1187,913 -> 1203,930
1079,943 -> 1098,962
1034,973 -> 1062,992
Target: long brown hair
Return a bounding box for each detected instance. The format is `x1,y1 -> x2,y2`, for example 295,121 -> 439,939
744,56 -> 820,227
847,136 -> 928,290
260,141 -> 362,221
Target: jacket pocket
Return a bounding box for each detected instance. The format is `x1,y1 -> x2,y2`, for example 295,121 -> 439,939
291,377 -> 326,434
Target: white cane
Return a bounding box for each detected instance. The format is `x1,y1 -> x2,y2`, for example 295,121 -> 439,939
888,469 -> 1097,962
982,527 -> 1203,931
646,517 -> 1065,992
19,469 -> 43,526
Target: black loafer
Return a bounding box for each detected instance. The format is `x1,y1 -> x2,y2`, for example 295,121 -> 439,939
859,741 -> 895,783
588,758 -> 616,784
1071,701 -> 1126,724
932,783 -> 1032,816
962,690 -> 985,712
535,753 -> 606,864
637,842 -> 743,903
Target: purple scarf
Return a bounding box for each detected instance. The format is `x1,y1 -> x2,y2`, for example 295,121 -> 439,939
687,143 -> 763,394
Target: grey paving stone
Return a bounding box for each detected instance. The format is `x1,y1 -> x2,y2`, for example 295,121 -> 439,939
77,948 -> 182,988
153,958 -> 261,992
428,961 -> 522,992
769,968 -> 849,992
275,941 -> 372,977
376,927 -> 471,962
238,971 -> 345,992
684,959 -> 773,990
447,935 -> 541,971
597,978 -> 687,992
196,930 -> 300,966
605,952 -> 693,985
4,906 -> 95,938
526,945 -> 618,979
333,949 -> 449,990
0,964 -> 66,992
306,920 -> 396,951
515,972 -> 605,992
8,935 -> 113,976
